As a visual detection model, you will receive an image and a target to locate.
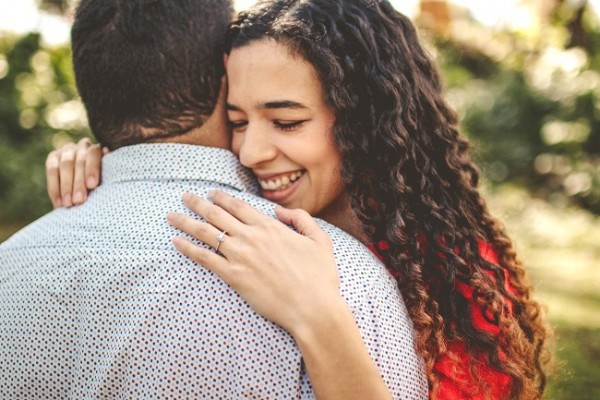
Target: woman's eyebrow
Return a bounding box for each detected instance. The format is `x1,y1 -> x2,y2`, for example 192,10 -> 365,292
262,100 -> 307,110
226,100 -> 308,111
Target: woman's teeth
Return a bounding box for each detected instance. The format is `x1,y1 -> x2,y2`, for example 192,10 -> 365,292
259,171 -> 303,191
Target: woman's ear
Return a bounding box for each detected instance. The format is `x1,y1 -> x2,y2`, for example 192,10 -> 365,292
223,53 -> 229,69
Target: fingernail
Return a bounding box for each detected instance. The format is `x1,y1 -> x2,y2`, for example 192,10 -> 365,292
166,212 -> 175,224
73,191 -> 83,204
55,198 -> 62,208
207,190 -> 217,199
87,176 -> 97,187
63,194 -> 71,207
182,192 -> 192,202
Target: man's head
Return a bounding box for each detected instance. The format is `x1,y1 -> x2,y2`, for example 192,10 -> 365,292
71,0 -> 233,150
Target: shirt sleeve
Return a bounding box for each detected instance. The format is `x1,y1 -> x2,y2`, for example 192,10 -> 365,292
354,271 -> 429,400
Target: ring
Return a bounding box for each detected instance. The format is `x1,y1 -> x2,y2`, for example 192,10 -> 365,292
215,230 -> 227,253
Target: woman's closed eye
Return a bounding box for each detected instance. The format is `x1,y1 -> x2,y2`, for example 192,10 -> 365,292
228,119 -> 248,131
273,120 -> 307,132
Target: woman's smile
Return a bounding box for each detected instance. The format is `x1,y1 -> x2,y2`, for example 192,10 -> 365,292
226,39 -> 345,218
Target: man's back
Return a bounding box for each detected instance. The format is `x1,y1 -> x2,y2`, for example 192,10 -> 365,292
0,144 -> 426,399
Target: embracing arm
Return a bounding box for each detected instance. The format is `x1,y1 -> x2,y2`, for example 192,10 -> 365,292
168,191 -> 397,400
287,285 -> 394,400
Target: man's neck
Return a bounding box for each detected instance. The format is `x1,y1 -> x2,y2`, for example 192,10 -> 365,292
151,122 -> 230,150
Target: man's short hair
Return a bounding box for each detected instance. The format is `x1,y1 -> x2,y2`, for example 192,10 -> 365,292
71,0 -> 233,149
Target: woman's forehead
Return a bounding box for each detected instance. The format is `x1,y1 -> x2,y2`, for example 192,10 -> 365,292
226,40 -> 325,110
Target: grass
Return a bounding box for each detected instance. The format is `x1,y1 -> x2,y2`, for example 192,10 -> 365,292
545,325 -> 600,400
486,184 -> 600,400
2,186 -> 599,398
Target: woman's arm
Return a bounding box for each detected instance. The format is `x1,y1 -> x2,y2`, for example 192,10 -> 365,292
168,190 -> 393,400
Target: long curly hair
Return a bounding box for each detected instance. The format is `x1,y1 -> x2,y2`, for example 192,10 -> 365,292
228,0 -> 549,398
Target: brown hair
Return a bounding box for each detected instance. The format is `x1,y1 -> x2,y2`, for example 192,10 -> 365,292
72,0 -> 233,149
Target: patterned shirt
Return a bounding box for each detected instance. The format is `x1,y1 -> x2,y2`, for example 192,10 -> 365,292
0,143 -> 427,400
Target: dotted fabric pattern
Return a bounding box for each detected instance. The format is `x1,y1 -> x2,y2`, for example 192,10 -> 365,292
0,144 -> 428,399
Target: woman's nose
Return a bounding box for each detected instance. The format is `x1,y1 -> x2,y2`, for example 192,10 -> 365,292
236,124 -> 278,168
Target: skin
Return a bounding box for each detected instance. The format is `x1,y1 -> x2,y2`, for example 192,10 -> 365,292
45,41 -> 400,400
225,39 -> 366,241
227,40 -> 344,217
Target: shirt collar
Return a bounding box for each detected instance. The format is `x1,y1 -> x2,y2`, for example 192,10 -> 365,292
101,143 -> 260,195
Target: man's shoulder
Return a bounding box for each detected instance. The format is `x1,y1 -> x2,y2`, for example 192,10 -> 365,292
0,209 -> 64,250
316,220 -> 382,268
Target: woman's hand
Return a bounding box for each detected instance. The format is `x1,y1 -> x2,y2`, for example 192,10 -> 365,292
167,190 -> 342,336
45,138 -> 107,208
168,190 -> 395,400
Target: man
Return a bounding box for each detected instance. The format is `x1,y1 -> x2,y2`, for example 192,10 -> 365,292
0,0 -> 427,398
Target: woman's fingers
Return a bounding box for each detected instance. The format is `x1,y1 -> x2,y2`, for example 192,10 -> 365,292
172,236 -> 230,280
58,143 -> 78,207
182,192 -> 244,235
167,212 -> 231,254
45,150 -> 62,208
45,138 -> 104,208
85,144 -> 104,189
208,190 -> 267,225
72,139 -> 93,204
276,206 -> 331,245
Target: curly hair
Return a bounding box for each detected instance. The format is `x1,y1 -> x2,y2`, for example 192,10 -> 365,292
228,0 -> 549,398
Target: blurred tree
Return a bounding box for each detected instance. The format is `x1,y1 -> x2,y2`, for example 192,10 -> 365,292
0,32 -> 91,229
418,0 -> 451,37
419,0 -> 600,213
37,0 -> 72,15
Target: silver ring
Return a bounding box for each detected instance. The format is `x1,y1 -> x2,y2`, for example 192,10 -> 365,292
215,230 -> 227,253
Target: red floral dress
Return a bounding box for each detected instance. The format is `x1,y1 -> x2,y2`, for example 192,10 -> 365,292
367,240 -> 514,399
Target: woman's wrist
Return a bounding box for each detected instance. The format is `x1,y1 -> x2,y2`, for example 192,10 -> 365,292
287,293 -> 394,400
287,293 -> 355,349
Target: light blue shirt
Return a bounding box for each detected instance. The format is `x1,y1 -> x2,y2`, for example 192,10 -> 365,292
0,143 -> 427,399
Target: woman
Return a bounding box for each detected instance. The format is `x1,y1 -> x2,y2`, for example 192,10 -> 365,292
47,0 -> 549,398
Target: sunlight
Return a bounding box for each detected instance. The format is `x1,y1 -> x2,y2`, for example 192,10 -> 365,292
4,0 -> 597,46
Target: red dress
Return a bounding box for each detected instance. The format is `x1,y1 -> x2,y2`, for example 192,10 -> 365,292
367,240 -> 514,399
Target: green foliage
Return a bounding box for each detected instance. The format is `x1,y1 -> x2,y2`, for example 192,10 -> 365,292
0,33 -> 91,225
433,7 -> 600,214
547,326 -> 600,400
486,184 -> 600,400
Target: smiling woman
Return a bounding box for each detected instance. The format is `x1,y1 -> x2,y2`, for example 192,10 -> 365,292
226,39 -> 353,233
202,1 -> 550,398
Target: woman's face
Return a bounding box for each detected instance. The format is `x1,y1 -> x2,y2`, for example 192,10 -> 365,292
226,39 -> 346,218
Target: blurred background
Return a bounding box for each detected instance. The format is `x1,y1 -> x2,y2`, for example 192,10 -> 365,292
0,0 -> 598,397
